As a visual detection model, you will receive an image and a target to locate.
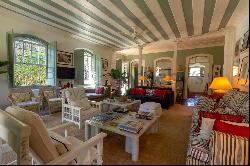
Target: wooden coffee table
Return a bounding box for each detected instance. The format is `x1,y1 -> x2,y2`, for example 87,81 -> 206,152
85,113 -> 159,161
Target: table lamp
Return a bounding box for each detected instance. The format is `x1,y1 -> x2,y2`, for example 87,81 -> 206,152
139,75 -> 146,86
163,75 -> 171,81
209,77 -> 232,94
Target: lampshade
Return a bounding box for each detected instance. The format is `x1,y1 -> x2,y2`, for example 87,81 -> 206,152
163,75 -> 171,81
139,75 -> 146,81
209,77 -> 232,93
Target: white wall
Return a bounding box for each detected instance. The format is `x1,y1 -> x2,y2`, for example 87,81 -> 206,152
0,8 -> 115,107
233,14 -> 249,92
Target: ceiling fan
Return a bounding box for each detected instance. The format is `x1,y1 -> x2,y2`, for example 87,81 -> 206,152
119,26 -> 148,44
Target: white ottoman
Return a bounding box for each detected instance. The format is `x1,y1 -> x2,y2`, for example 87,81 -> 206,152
139,102 -> 162,117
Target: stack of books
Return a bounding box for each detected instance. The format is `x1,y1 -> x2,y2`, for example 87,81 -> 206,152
136,111 -> 153,120
90,112 -> 123,124
118,120 -> 144,133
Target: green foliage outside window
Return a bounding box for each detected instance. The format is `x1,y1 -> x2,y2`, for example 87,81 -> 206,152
14,39 -> 47,87
14,64 -> 46,86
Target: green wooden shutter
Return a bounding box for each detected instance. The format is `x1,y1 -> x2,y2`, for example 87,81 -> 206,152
7,32 -> 15,88
47,41 -> 57,86
95,54 -> 101,86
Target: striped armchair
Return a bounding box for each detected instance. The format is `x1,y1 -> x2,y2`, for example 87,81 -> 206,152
186,89 -> 249,165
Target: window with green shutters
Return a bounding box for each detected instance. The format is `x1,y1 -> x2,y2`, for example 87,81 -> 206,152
8,33 -> 57,88
14,38 -> 47,86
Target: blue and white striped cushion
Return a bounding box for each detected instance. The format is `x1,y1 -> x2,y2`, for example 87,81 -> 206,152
211,131 -> 249,165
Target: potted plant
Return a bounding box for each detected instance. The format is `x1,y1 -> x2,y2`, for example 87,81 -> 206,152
110,69 -> 127,97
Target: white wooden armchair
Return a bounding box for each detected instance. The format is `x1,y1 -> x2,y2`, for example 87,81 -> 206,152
8,88 -> 40,114
39,86 -> 62,114
62,87 -> 101,129
2,106 -> 107,165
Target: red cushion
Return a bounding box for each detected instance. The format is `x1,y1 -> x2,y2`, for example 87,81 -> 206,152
153,89 -> 167,97
203,93 -> 224,102
195,112 -> 245,132
129,88 -> 136,95
95,86 -> 104,94
213,120 -> 249,139
135,88 -> 146,96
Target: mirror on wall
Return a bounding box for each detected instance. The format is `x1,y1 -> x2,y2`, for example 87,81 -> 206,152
238,56 -> 249,86
154,58 -> 173,86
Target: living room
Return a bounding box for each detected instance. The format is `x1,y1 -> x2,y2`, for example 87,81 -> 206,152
0,0 -> 249,165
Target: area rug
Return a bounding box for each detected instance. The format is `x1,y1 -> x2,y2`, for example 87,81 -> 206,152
41,104 -> 192,165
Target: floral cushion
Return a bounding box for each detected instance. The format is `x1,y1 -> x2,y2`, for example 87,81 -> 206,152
11,92 -> 31,103
95,86 -> 105,94
43,91 -> 56,99
153,89 -> 166,97
146,89 -> 153,96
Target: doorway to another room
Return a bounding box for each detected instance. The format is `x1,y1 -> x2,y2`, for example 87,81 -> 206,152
184,54 -> 213,106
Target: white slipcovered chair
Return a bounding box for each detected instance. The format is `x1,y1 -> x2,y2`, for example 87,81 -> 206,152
39,86 -> 62,114
62,87 -> 101,129
8,88 -> 40,114
1,106 -> 107,165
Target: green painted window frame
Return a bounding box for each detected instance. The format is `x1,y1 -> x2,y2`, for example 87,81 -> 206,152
7,33 -> 56,88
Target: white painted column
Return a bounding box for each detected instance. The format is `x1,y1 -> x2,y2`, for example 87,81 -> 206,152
111,52 -> 117,69
223,27 -> 235,82
172,40 -> 178,104
138,46 -> 143,76
138,46 -> 143,85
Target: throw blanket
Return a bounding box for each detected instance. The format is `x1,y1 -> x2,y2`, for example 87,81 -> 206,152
140,102 -> 161,110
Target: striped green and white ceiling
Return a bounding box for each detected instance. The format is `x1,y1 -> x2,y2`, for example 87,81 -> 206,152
0,0 -> 247,49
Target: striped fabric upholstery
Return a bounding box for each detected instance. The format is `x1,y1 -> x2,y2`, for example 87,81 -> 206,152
196,96 -> 216,112
186,156 -> 209,165
210,131 -> 249,165
188,140 -> 210,163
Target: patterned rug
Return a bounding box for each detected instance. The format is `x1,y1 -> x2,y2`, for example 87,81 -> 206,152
41,104 -> 192,165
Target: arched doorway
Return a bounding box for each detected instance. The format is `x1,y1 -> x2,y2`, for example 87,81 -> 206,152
184,54 -> 213,98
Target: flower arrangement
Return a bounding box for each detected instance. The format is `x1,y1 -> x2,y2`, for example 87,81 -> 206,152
144,66 -> 153,86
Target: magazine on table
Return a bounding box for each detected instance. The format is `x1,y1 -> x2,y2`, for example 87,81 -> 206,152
118,120 -> 144,133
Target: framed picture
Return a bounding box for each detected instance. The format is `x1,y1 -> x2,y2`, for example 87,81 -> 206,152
241,30 -> 249,52
235,39 -> 241,58
57,50 -> 73,66
213,65 -> 221,78
238,56 -> 249,86
102,58 -> 108,71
